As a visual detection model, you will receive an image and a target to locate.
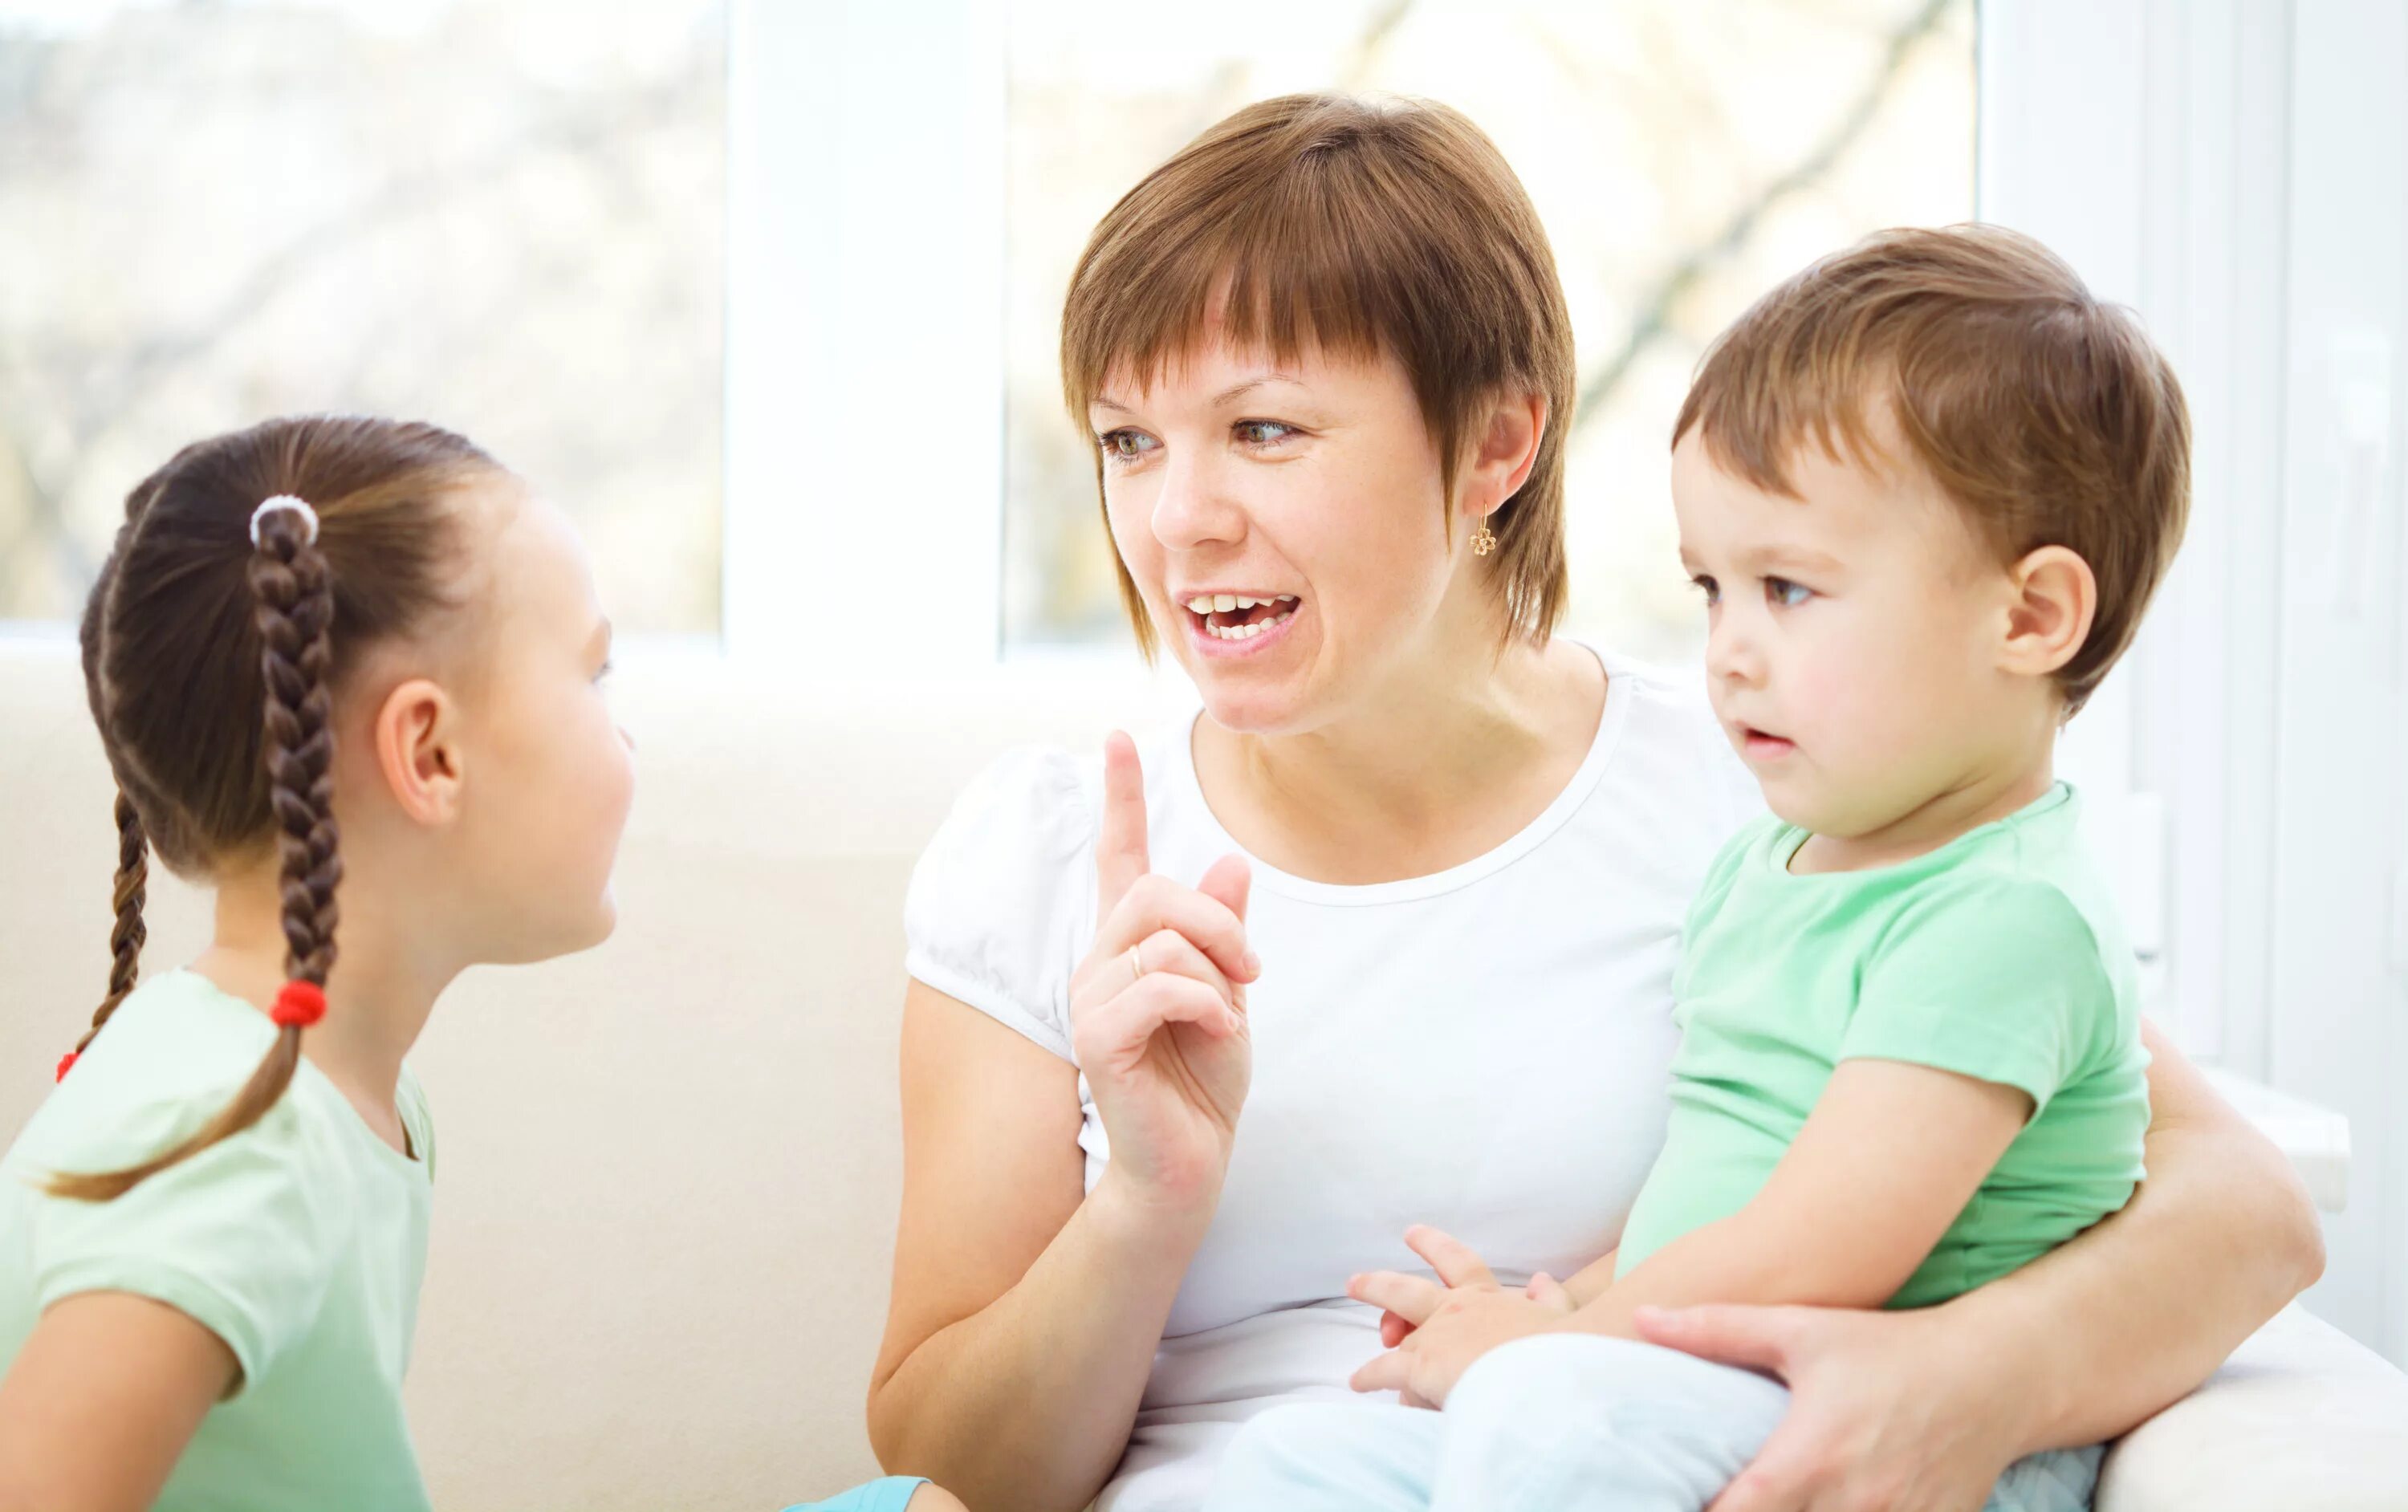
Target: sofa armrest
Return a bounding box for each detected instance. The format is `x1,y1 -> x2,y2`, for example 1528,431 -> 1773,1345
2098,1304 -> 2408,1512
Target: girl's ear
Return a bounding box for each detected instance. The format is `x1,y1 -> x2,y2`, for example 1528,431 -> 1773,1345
371,678 -> 464,827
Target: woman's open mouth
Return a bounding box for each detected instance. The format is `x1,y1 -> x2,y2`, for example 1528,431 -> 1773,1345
1181,591 -> 1301,654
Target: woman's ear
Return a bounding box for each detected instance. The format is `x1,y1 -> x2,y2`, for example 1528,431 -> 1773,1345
1999,545 -> 2098,680
1462,390 -> 1548,526
370,678 -> 464,827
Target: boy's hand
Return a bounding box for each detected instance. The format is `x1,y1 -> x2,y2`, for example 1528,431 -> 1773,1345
1361,1225 -> 1579,1348
1348,1283 -> 1567,1408
1344,1226 -> 1578,1408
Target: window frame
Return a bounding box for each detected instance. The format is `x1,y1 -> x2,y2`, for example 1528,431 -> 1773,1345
723,0 -> 2306,1072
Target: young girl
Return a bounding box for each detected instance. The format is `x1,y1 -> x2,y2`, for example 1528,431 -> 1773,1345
0,417 -> 958,1512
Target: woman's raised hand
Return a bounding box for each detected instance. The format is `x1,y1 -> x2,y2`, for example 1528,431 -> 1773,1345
1069,732 -> 1258,1218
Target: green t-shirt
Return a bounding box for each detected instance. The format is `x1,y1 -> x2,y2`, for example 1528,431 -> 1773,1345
1616,784 -> 2150,1309
1,970 -> 434,1511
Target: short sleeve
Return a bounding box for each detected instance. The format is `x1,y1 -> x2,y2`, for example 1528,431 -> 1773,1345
904,746 -> 1098,1063
397,1067 -> 435,1178
30,1093 -> 342,1392
1838,878 -> 2114,1117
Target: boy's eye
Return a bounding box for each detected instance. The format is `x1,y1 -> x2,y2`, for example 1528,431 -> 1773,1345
1689,574 -> 1720,608
1767,577 -> 1814,608
593,659 -> 615,686
1097,429 -> 1157,461
1235,420 -> 1297,447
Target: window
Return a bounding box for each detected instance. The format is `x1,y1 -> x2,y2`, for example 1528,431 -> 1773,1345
999,0 -> 1977,660
0,0 -> 726,635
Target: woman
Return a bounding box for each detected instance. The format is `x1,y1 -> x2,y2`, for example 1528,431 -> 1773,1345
865,93 -> 2321,1512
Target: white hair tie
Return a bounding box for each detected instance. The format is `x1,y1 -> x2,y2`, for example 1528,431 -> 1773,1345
249,494 -> 321,548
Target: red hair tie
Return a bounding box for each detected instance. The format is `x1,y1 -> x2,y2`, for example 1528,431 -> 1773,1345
55,1050 -> 78,1083
270,980 -> 327,1029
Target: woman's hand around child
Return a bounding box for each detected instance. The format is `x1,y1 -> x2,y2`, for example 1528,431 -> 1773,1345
1068,732 -> 1259,1222
1634,1302 -> 2022,1512
1344,1225 -> 1578,1408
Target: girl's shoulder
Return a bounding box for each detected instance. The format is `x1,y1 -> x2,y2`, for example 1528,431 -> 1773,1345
7,972 -> 393,1232
12,973 -> 291,1175
2,973 -> 364,1388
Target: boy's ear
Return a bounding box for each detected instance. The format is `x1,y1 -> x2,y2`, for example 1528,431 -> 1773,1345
1999,545 -> 2098,680
371,678 -> 464,826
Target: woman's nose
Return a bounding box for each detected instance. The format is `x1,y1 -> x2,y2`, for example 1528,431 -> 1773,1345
1150,450 -> 1247,551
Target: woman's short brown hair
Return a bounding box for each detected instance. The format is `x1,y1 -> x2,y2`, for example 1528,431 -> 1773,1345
1060,92 -> 1576,655
1674,223 -> 2190,714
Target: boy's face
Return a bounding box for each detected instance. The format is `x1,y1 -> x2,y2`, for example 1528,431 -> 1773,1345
1671,416 -> 2040,842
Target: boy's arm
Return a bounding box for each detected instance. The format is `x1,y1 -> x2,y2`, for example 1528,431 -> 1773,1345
1558,1249 -> 1618,1307
1351,1059 -> 2034,1406
1571,1059 -> 2032,1337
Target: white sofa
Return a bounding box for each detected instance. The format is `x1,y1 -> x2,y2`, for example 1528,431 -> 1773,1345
2,643 -> 2404,1512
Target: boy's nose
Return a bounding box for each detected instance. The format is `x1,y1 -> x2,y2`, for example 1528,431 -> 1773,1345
1706,618 -> 1765,688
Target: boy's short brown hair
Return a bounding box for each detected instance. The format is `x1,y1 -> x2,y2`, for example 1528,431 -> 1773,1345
1673,224 -> 2190,714
1060,92 -> 1577,656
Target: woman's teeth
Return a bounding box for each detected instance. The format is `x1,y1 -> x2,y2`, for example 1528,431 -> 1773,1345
1184,593 -> 1300,642
1204,612 -> 1291,640
1184,593 -> 1297,614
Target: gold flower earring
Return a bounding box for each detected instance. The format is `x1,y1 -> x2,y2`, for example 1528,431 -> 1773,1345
1472,518 -> 1498,557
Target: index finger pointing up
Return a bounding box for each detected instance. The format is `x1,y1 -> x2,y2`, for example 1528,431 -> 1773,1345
1096,731 -> 1151,925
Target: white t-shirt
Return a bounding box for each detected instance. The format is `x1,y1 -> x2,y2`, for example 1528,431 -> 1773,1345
904,650 -> 1759,1512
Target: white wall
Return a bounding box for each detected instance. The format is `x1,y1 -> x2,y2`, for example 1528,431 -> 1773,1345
2261,0 -> 2408,1369
1984,0 -> 2408,1364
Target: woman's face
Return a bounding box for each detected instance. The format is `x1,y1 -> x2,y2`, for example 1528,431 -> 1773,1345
1092,339 -> 1496,734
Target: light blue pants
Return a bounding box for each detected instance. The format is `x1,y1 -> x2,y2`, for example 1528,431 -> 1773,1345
779,1476 -> 929,1512
1205,1335 -> 2100,1512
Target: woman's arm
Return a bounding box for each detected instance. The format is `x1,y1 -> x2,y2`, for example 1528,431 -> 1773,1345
866,987 -> 1212,1512
1938,1020 -> 2325,1452
871,731 -> 1257,1512
0,1292 -> 234,1512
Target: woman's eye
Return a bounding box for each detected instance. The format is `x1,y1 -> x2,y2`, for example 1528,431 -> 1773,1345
1767,577 -> 1814,608
1235,420 -> 1296,447
593,660 -> 615,687
1097,429 -> 1157,462
1690,575 -> 1720,608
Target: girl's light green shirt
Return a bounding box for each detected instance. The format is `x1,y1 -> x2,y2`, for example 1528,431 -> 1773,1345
1,969 -> 435,1511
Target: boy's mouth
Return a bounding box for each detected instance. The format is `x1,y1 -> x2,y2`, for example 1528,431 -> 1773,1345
1740,726 -> 1797,760
1181,591 -> 1300,643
